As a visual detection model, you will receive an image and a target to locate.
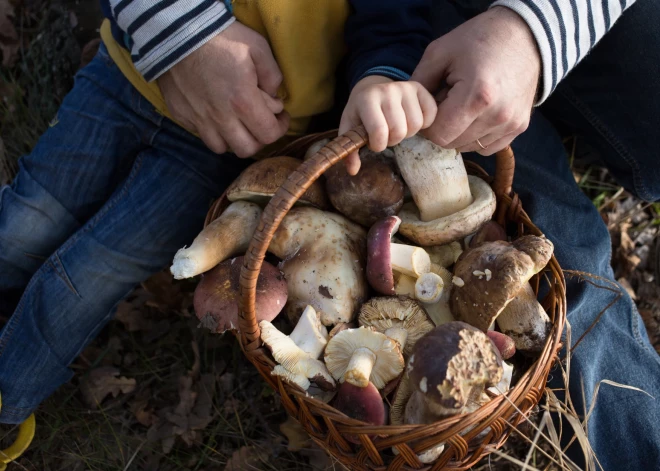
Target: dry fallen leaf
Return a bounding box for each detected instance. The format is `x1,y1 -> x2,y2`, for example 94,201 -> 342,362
280,416 -> 311,452
79,366 -> 136,407
223,438 -> 281,471
0,0 -> 19,66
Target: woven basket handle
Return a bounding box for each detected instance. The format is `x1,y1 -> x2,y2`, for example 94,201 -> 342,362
238,126 -> 515,349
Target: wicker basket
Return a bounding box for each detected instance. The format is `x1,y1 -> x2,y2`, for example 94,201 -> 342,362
204,126 -> 566,471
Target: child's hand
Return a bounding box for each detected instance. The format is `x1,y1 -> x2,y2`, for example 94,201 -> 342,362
339,76 -> 437,175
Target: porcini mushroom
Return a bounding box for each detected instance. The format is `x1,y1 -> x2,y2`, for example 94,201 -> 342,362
397,176 -> 497,246
394,135 -> 472,221
171,201 -> 262,279
324,327 -> 404,389
450,236 -> 553,353
358,296 -> 434,356
366,216 -> 430,295
193,256 -> 287,333
260,320 -> 335,391
324,147 -> 405,227
392,135 -> 497,246
268,207 -> 368,326
226,156 -> 328,209
496,284 -> 552,353
404,322 -> 503,424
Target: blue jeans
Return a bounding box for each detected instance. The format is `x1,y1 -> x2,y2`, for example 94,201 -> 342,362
0,43 -> 250,423
435,1 -> 660,469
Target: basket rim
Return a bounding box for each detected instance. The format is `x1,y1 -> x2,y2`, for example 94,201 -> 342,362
204,128 -> 567,470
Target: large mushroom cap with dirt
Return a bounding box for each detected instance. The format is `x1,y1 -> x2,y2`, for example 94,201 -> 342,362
268,206 -> 368,326
451,235 -> 554,332
407,322 -> 503,413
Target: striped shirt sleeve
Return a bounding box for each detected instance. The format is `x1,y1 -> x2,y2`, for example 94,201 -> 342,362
108,0 -> 235,81
491,0 -> 636,103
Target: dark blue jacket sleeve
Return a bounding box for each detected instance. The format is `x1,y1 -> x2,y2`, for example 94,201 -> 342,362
345,0 -> 432,89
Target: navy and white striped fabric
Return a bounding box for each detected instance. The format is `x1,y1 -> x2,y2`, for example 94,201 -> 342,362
108,0 -> 235,81
491,0 -> 636,103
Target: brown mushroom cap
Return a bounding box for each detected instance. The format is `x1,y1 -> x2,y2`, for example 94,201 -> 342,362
468,221 -> 508,248
407,322 -> 502,410
226,156 -> 329,209
193,256 -> 287,333
451,235 -> 554,332
325,148 -> 405,227
358,296 -> 434,356
334,381 -> 386,425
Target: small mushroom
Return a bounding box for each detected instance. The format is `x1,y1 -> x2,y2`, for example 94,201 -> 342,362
260,320 -> 335,391
404,322 -> 503,424
450,236 -> 554,349
171,201 -> 262,279
193,256 -> 287,333
421,264 -> 455,326
268,207 -> 368,326
358,296 -> 434,356
393,135 -> 496,246
415,272 -> 444,303
226,156 -> 328,209
324,147 -> 405,227
289,305 -> 328,359
324,327 -> 404,389
366,216 -> 430,295
496,283 -> 552,353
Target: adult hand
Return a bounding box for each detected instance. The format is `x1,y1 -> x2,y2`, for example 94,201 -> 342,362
411,6 -> 541,155
158,21 -> 289,158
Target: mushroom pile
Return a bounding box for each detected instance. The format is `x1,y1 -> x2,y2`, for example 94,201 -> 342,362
170,134 -> 555,459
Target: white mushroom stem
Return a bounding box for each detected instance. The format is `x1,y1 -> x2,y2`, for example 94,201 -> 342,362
384,327 -> 409,350
170,201 -> 262,279
344,347 -> 377,388
496,284 -> 551,352
422,265 -> 455,325
394,136 -> 473,221
393,272 -> 417,296
289,306 -> 328,359
415,272 -> 444,303
390,243 -> 431,278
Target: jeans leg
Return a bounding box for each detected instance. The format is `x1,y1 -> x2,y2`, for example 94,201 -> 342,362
0,127 -> 249,423
0,43 -> 146,296
465,110 -> 660,469
541,0 -> 660,201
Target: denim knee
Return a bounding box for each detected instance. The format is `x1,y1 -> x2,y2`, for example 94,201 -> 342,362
0,163 -> 80,290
